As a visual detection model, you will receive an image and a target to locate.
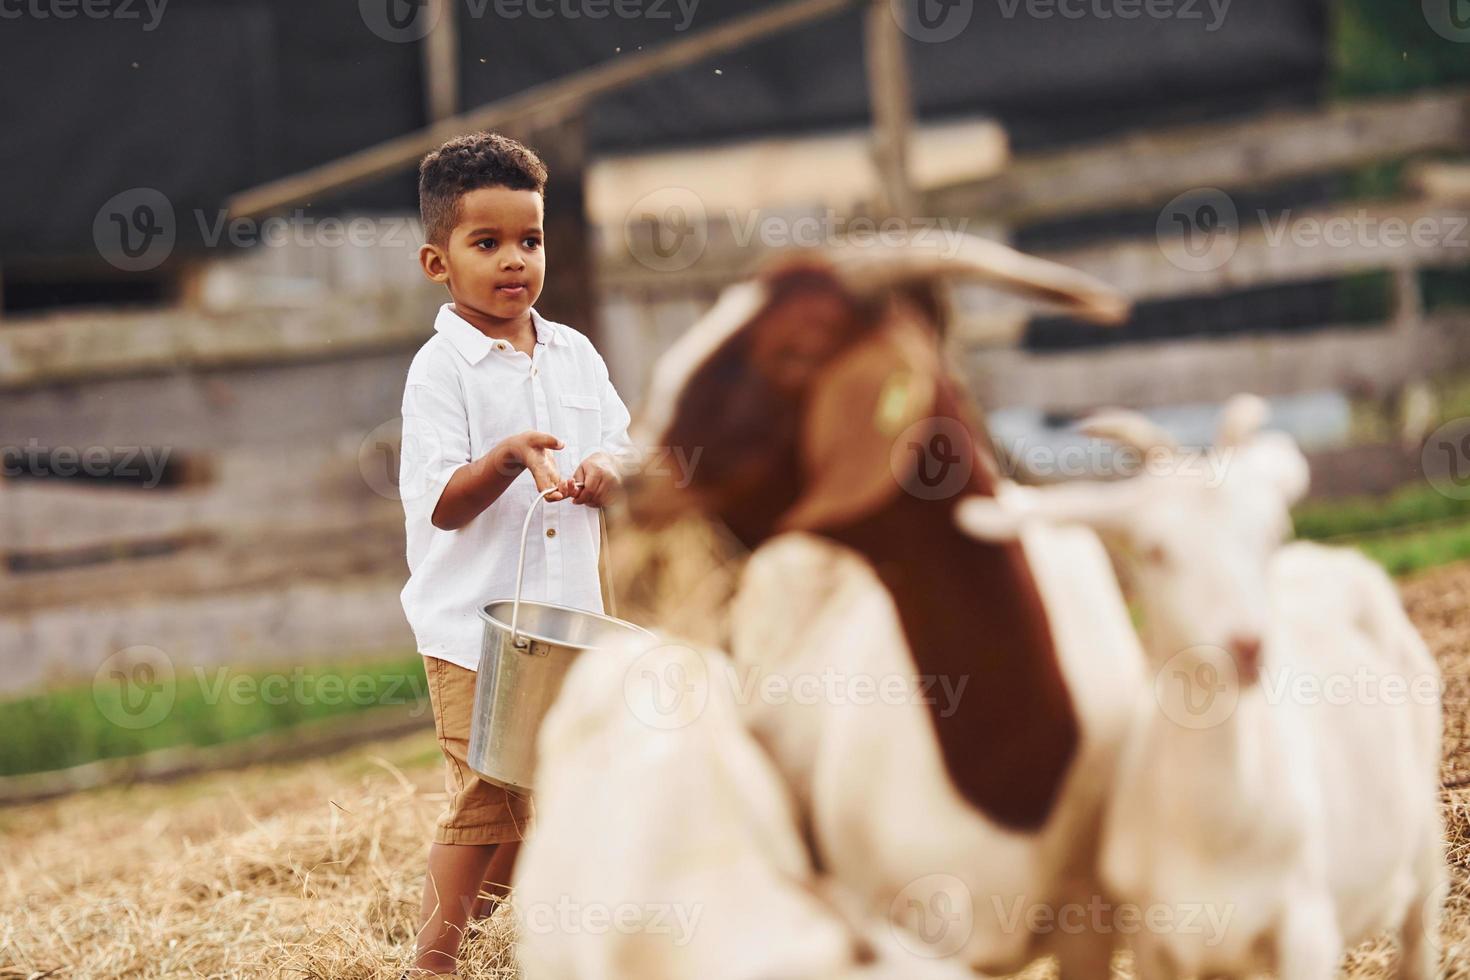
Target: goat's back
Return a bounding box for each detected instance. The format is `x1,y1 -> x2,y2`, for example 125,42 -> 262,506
1267,541 -> 1443,942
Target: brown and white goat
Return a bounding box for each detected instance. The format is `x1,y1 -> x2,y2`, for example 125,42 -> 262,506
626,234 -> 1146,975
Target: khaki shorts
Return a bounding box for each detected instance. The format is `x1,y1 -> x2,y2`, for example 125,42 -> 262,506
423,654 -> 534,845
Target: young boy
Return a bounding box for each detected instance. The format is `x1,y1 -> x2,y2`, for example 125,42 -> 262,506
399,132 -> 635,977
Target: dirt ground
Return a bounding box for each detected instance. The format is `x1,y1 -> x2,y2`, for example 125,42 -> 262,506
2,559 -> 1469,979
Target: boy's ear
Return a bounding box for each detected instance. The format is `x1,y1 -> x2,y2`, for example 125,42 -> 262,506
419,242 -> 449,283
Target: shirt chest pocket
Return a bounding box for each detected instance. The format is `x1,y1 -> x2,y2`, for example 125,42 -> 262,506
559,391 -> 603,459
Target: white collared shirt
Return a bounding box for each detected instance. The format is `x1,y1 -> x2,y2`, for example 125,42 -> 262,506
398,304 -> 635,670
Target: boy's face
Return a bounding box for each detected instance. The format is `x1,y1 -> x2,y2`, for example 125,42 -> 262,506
420,185 -> 545,326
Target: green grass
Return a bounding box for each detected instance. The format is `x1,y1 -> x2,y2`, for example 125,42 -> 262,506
1344,515 -> 1470,577
1293,482 -> 1470,577
0,652 -> 427,778
1333,0 -> 1470,99
1292,483 -> 1470,541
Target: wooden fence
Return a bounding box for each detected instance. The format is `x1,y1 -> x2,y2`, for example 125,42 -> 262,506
5,86 -> 1470,698
596,87 -> 1470,413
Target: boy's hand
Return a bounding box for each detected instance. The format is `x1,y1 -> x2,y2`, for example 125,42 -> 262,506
432,430 -> 576,531
498,431 -> 575,501
571,451 -> 621,507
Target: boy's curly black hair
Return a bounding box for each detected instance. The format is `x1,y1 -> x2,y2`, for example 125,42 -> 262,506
418,132 -> 548,245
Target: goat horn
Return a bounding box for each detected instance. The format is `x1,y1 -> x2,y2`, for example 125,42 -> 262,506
1079,409 -> 1178,455
1216,393 -> 1270,448
826,233 -> 1131,326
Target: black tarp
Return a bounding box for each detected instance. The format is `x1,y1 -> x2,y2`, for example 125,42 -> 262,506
1,0 -> 1328,264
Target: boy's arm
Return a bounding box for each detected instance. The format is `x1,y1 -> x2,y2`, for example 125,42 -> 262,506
433,431 -> 574,530
401,380 -> 572,532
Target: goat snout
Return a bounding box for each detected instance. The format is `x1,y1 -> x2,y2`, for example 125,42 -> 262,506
1227,634 -> 1263,681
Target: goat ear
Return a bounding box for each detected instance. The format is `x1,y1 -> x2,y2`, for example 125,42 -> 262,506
954,495 -> 1028,541
1217,393 -> 1269,448
777,306 -> 939,533
957,480 -> 1142,540
828,232 -> 1132,326
1239,432 -> 1311,507
1079,409 -> 1177,455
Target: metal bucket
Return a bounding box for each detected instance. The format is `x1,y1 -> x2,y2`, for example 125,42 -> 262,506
467,486 -> 654,792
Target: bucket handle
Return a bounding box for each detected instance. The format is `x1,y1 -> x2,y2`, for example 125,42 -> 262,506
509,482 -> 583,649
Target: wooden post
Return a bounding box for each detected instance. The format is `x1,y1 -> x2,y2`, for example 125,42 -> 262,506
864,0 -> 916,217
173,259 -> 207,311
1392,264 -> 1424,335
423,0 -> 459,123
529,114 -> 598,347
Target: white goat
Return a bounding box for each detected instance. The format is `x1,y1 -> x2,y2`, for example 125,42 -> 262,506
512,637 -> 983,980
956,395 -> 1447,980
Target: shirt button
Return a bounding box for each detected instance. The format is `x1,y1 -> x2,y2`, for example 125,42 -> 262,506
545,528 -> 556,538
494,341 -> 510,351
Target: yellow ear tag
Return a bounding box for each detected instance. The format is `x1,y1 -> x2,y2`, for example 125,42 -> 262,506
874,370 -> 915,437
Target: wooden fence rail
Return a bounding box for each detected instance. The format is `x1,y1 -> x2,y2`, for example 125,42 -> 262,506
922,88 -> 1470,226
